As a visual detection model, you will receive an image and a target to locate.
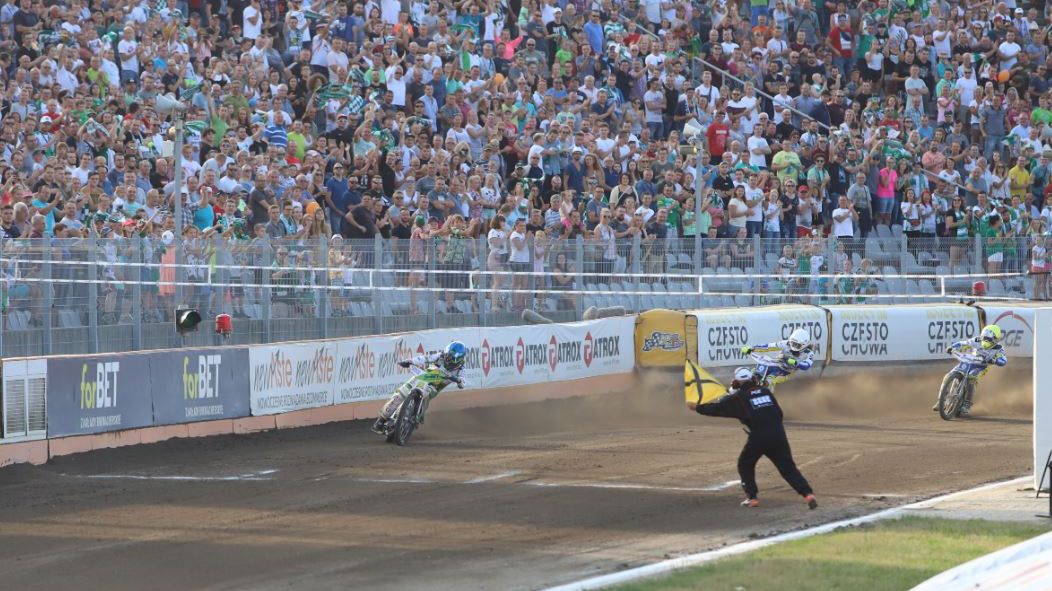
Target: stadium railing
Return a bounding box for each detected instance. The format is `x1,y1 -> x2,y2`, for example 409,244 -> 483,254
0,232 -> 1039,357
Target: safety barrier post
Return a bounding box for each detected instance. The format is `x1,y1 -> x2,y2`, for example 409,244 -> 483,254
528,235 -> 538,313
261,240 -> 273,344
477,235 -> 487,327
87,239 -> 99,353
373,234 -> 384,335
42,241 -> 52,356
427,240 -> 437,330
631,233 -> 641,313
574,235 -> 584,319
693,229 -> 703,309
974,235 -> 983,274
753,235 -> 762,306
900,234 -> 909,274
131,238 -> 143,351
319,236 -> 330,340
175,234 -> 184,320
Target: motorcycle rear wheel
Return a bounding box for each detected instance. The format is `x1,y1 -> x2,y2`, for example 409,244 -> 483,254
388,391 -> 422,446
938,371 -> 965,421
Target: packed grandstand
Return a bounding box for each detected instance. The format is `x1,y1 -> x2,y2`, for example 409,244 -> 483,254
1,0 -> 1051,329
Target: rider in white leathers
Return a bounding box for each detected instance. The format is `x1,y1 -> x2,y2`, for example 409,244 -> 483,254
372,341 -> 466,434
740,328 -> 815,387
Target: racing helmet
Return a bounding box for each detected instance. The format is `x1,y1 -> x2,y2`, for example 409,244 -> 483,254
979,325 -> 1002,349
787,328 -> 810,354
443,341 -> 467,371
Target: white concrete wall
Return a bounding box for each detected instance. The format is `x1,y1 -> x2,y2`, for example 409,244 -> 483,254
1034,308 -> 1052,491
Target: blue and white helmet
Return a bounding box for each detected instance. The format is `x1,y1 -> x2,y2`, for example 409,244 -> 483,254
443,341 -> 467,371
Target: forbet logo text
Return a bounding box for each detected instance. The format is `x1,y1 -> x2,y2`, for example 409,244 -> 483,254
80,362 -> 120,409
184,355 -> 222,400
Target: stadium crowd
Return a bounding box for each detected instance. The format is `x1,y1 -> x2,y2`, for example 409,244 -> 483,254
0,0 -> 1051,322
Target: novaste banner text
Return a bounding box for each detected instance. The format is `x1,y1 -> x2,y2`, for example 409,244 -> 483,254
249,342 -> 337,415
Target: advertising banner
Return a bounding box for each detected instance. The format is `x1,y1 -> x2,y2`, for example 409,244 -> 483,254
694,306 -> 827,367
635,309 -> 689,368
978,306 -> 1035,357
249,342 -> 337,415
47,354 -> 154,437
328,318 -> 636,402
829,305 -> 981,362
333,335 -> 418,404
151,349 -> 251,424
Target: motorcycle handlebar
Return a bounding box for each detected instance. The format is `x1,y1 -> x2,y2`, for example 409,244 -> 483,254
750,352 -> 785,366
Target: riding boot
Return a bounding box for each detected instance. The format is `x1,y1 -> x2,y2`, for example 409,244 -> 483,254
371,417 -> 387,434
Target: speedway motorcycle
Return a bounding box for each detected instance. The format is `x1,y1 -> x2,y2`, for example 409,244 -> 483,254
382,364 -> 460,446
936,347 -> 988,421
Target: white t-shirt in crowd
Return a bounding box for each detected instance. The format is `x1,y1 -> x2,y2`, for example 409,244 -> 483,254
745,186 -> 765,222
509,230 -> 530,263
998,40 -> 1021,70
747,136 -> 769,168
487,228 -> 507,255
243,5 -> 262,39
117,39 -> 139,73
831,207 -> 854,237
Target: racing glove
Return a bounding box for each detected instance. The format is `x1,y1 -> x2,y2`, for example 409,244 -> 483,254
398,360 -> 412,368
785,357 -> 798,367
741,346 -> 753,355
455,377 -> 465,389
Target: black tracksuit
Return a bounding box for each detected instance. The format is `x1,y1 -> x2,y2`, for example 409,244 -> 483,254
696,382 -> 813,500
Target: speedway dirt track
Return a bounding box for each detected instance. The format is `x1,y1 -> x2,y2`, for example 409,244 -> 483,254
0,368 -> 1033,591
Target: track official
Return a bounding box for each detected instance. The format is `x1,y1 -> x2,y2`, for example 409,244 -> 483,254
689,367 -> 818,509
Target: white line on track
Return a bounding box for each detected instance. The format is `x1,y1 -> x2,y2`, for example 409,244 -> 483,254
523,479 -> 739,493
465,471 -> 522,484
355,477 -> 436,484
541,476 -> 1032,591
347,474 -> 739,493
60,469 -> 280,482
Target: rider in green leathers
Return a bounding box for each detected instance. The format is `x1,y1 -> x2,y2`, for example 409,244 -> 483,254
372,341 -> 467,434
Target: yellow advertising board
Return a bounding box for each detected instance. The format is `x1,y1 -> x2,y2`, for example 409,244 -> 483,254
635,309 -> 697,368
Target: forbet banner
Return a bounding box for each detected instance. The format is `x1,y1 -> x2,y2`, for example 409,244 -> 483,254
47,354 -> 154,437
249,342 -> 337,415
829,305 -> 981,362
151,348 -> 251,424
978,306 -> 1034,357
694,306 -> 827,367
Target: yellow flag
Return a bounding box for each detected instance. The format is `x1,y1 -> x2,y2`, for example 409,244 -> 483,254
684,360 -> 726,405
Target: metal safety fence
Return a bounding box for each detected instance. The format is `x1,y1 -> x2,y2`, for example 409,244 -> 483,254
0,233 -> 1043,358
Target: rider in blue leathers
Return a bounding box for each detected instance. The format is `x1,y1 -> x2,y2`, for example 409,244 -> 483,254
372,341 -> 467,434
740,328 -> 815,388
932,325 -> 1007,415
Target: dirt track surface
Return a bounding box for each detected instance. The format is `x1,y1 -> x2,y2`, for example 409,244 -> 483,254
0,368 -> 1033,591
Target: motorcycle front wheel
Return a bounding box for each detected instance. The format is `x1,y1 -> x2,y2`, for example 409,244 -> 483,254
388,391 -> 422,446
938,371 -> 965,421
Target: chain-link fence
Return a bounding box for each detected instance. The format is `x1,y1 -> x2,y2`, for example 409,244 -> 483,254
0,233 -> 1040,358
